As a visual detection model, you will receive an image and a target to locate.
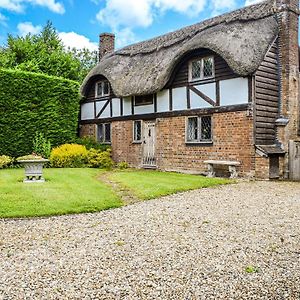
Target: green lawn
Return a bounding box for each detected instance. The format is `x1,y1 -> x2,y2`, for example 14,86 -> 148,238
109,170 -> 230,199
0,168 -> 122,218
0,168 -> 230,218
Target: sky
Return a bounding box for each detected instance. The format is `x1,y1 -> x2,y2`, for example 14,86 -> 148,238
0,0 -> 263,51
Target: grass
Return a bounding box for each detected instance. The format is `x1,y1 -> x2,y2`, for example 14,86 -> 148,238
0,168 -> 122,218
0,168 -> 231,218
109,169 -> 230,199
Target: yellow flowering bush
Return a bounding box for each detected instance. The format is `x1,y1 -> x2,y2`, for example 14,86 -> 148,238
0,155 -> 13,168
50,144 -> 88,168
87,148 -> 113,169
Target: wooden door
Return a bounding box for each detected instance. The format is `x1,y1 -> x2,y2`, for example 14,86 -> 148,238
143,121 -> 156,167
289,140 -> 300,180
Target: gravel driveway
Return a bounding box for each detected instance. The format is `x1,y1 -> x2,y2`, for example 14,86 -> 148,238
0,181 -> 300,300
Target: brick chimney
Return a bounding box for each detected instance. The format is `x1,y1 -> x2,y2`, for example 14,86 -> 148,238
99,33 -> 115,61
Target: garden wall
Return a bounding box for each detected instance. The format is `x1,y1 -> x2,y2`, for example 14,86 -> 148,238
0,68 -> 80,157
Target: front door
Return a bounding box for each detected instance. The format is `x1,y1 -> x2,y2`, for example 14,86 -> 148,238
289,140 -> 300,180
143,121 -> 156,167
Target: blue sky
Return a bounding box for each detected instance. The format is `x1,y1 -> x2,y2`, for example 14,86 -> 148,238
0,0 -> 262,50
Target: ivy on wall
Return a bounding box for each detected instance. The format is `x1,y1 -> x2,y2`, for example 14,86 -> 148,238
0,68 -> 80,157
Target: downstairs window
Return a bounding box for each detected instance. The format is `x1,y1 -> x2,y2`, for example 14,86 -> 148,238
186,116 -> 212,143
97,123 -> 111,144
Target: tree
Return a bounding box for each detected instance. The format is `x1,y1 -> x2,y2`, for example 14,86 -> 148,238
0,21 -> 97,82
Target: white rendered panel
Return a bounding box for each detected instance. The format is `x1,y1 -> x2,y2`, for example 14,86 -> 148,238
123,97 -> 132,116
172,87 -> 187,111
134,104 -> 154,115
96,100 -> 111,118
195,83 -> 216,101
81,103 -> 94,120
112,98 -> 120,117
190,89 -> 213,109
157,90 -> 169,112
220,78 -> 249,105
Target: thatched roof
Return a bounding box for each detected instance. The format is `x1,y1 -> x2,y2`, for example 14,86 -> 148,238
81,0 -> 278,97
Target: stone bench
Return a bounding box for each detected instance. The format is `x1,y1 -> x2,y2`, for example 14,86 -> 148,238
203,160 -> 241,178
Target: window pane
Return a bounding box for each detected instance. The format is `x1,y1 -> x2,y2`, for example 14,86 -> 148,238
104,123 -> 111,143
187,117 -> 198,141
201,116 -> 212,141
103,81 -> 110,95
97,124 -> 104,142
191,60 -> 202,79
203,57 -> 214,78
97,83 -> 103,97
134,120 -> 142,141
135,94 -> 153,106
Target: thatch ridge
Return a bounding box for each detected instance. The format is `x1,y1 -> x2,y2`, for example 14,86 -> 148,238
82,0 -> 278,97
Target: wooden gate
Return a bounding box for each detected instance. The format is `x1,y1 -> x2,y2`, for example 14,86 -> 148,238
142,121 -> 156,167
289,140 -> 300,180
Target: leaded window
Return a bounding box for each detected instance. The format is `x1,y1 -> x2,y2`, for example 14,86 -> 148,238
186,116 -> 212,143
189,56 -> 214,81
96,81 -> 110,98
133,120 -> 142,142
97,123 -> 111,143
134,94 -> 154,106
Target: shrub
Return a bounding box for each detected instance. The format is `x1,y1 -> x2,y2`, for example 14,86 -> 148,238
33,132 -> 52,158
87,148 -> 113,169
0,155 -> 13,168
117,161 -> 129,170
75,137 -> 111,151
50,144 -> 88,168
0,68 -> 80,157
17,154 -> 44,161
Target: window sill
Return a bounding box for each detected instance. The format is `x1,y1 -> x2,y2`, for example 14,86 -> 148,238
132,141 -> 142,144
185,141 -> 213,147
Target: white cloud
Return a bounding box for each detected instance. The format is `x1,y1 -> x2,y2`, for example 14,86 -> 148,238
245,0 -> 263,6
115,27 -> 136,48
17,22 -> 42,36
58,32 -> 98,51
0,0 -> 65,14
211,0 -> 237,16
0,12 -> 7,26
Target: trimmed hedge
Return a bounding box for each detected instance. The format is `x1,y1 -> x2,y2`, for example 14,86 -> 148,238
0,68 -> 80,157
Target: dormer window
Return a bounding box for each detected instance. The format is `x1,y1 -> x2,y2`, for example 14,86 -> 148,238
189,56 -> 214,81
96,81 -> 110,98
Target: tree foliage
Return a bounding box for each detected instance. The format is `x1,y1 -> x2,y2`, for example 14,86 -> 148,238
0,21 -> 97,82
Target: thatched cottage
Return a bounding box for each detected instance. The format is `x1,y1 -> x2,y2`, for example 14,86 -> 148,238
80,0 -> 300,180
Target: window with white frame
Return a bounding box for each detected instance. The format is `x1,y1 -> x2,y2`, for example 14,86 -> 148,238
186,116 -> 212,143
133,120 -> 142,142
96,81 -> 110,98
97,123 -> 111,143
189,56 -> 214,81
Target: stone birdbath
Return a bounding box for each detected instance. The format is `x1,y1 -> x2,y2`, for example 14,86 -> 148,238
17,154 -> 49,183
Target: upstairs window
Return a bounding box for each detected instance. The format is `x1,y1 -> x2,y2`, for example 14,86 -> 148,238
186,116 -> 212,143
189,56 -> 214,81
97,123 -> 111,144
134,94 -> 154,106
96,81 -> 110,98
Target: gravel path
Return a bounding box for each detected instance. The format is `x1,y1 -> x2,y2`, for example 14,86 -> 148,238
0,181 -> 300,300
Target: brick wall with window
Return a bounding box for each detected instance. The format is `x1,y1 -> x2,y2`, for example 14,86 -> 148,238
103,110 -> 255,176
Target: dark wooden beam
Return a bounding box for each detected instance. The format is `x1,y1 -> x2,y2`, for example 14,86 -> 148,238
120,97 -> 123,116
131,96 -> 134,115
96,99 -> 110,118
187,87 -> 191,109
169,89 -> 173,111
154,93 -> 157,113
110,98 -> 113,117
80,103 -> 250,124
189,85 -> 216,107
216,81 -> 220,106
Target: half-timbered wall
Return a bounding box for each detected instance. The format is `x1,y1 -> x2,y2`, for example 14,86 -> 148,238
254,39 -> 280,145
80,49 -> 250,122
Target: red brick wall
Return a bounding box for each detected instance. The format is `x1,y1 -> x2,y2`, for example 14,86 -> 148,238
110,111 -> 255,176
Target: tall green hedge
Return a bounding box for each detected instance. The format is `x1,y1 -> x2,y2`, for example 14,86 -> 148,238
0,68 -> 80,157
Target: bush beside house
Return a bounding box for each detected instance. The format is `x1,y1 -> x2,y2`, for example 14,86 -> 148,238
0,68 -> 80,157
